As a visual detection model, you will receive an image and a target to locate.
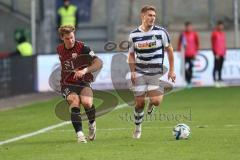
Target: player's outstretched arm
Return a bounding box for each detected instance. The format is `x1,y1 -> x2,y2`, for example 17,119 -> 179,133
165,45 -> 176,83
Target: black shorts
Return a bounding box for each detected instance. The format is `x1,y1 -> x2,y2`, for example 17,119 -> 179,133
61,83 -> 91,99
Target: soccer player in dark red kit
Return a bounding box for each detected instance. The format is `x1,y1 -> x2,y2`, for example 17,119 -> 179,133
178,21 -> 199,88
211,21 -> 226,87
57,25 -> 102,143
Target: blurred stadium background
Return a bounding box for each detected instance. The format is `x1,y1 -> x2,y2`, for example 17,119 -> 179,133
0,0 -> 240,97
0,0 -> 239,53
0,0 -> 240,159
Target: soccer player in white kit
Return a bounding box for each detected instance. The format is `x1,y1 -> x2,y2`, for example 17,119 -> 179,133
128,5 -> 176,139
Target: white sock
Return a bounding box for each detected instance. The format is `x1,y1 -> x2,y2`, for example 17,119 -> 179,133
136,124 -> 142,131
77,131 -> 84,137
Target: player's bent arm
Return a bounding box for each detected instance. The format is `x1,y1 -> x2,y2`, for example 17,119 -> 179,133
86,57 -> 103,73
128,52 -> 136,72
165,44 -> 174,72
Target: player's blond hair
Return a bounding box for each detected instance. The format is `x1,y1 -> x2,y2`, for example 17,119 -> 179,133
140,5 -> 156,14
58,25 -> 75,37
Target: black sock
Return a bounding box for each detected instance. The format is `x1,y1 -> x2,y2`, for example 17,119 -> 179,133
71,107 -> 82,133
84,105 -> 96,124
134,107 -> 144,125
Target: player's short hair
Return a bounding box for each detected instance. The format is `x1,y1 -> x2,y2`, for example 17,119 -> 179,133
140,5 -> 156,14
58,25 -> 75,37
185,21 -> 192,27
217,20 -> 224,26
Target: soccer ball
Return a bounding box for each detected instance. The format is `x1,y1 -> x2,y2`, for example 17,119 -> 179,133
172,123 -> 190,140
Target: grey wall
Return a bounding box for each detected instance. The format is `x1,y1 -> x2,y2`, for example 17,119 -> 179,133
0,9 -> 30,52
0,0 -> 239,53
91,0 -> 237,27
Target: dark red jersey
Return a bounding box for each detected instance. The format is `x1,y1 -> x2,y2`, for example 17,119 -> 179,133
56,41 -> 96,87
178,31 -> 199,58
211,29 -> 226,56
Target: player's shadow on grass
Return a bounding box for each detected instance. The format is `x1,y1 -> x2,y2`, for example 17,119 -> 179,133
55,90 -> 119,121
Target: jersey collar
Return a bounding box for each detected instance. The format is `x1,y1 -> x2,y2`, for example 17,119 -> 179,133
138,25 -> 154,33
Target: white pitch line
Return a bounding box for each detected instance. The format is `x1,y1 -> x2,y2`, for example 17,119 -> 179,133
114,102 -> 131,110
0,103 -> 129,146
49,124 -> 240,134
0,88 -> 184,146
49,126 -> 174,133
0,121 -> 70,146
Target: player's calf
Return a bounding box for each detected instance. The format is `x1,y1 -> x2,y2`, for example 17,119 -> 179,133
133,107 -> 144,139
84,105 -> 96,141
71,107 -> 87,143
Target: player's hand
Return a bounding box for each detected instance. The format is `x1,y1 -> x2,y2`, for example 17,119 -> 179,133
131,72 -> 136,85
168,71 -> 176,83
73,68 -> 88,80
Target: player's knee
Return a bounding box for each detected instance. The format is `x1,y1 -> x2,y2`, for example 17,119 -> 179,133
81,99 -> 92,108
67,94 -> 80,106
135,100 -> 145,108
151,99 -> 161,106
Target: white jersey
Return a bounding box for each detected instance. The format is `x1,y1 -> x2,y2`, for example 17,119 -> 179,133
128,25 -> 170,76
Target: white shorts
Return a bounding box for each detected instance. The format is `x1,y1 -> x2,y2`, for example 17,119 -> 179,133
131,73 -> 164,96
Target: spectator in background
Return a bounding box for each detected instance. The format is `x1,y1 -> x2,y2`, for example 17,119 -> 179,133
178,21 -> 199,88
12,35 -> 33,57
211,21 -> 226,87
57,0 -> 79,27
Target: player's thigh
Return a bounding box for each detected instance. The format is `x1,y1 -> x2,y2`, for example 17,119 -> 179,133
147,90 -> 163,106
80,87 -> 93,108
145,74 -> 164,94
62,86 -> 81,107
132,73 -> 147,98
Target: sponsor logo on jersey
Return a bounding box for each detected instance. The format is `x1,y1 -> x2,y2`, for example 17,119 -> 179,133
137,41 -> 157,49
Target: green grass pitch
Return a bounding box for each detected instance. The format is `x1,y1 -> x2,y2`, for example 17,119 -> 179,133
0,87 -> 239,160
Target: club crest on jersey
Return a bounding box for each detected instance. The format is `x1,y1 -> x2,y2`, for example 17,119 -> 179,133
89,51 -> 95,57
72,53 -> 78,59
152,35 -> 157,41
